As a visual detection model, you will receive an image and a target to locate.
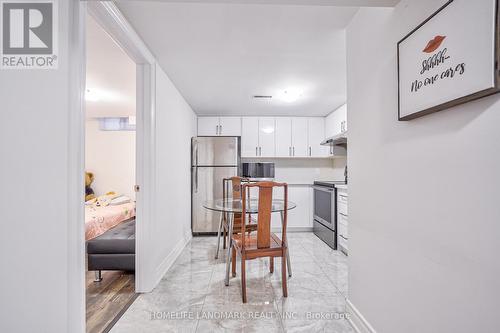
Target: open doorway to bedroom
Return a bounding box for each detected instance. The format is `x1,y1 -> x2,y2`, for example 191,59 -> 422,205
84,12 -> 138,333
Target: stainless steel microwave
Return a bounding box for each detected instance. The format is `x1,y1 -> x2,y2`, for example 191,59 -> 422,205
241,162 -> 275,180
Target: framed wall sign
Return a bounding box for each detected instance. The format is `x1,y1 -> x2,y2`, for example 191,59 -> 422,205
397,0 -> 500,121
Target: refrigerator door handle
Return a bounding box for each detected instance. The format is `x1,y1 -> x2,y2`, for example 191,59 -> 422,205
195,142 -> 199,166
194,168 -> 198,193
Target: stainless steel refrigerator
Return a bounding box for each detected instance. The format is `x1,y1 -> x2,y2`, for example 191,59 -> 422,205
191,136 -> 240,234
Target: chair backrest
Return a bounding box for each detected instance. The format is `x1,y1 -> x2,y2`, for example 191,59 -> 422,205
223,176 -> 250,201
223,177 -> 251,220
241,181 -> 288,249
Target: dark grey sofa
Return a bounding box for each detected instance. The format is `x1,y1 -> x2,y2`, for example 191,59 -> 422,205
87,218 -> 135,281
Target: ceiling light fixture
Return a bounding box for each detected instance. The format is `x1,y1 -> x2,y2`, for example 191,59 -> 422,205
278,88 -> 303,103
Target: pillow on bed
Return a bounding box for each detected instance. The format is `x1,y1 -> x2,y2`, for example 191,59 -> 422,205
109,195 -> 131,205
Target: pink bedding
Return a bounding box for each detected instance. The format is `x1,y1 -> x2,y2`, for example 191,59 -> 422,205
85,202 -> 136,240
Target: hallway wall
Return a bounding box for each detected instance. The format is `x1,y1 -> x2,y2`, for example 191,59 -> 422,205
346,0 -> 500,332
0,1 -> 84,332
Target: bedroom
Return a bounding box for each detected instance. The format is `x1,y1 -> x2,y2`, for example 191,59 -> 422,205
84,13 -> 137,333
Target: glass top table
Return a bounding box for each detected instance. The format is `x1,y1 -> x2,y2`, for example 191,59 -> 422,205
203,198 -> 296,214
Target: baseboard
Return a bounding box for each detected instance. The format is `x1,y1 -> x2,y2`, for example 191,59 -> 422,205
272,227 -> 313,233
346,299 -> 377,333
152,230 -> 192,290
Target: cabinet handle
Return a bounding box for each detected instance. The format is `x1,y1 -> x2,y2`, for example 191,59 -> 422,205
309,146 -> 312,156
339,212 -> 348,217
256,147 -> 258,156
259,147 -> 262,156
289,147 -> 291,156
293,147 -> 295,156
220,125 -> 223,135
339,234 -> 348,241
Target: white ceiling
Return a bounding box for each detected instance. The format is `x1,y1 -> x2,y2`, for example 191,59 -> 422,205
117,1 -> 366,116
86,14 -> 136,118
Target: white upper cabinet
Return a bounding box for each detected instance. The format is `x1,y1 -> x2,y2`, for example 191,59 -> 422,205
308,117 -> 328,157
325,104 -> 347,137
291,117 -> 308,157
198,117 -> 241,136
209,115 -> 330,158
241,117 -> 276,157
197,117 -> 220,136
241,117 -> 260,157
258,117 -> 276,157
219,117 -> 241,136
275,117 -> 292,157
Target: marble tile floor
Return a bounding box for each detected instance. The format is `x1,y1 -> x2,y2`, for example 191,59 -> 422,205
110,232 -> 352,333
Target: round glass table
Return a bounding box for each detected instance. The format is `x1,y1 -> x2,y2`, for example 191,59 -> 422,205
203,198 -> 297,214
203,198 -> 296,284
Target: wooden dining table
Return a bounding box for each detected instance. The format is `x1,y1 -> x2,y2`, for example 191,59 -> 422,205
203,198 -> 296,285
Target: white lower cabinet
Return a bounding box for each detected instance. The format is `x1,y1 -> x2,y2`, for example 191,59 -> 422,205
336,188 -> 348,254
271,185 -> 312,231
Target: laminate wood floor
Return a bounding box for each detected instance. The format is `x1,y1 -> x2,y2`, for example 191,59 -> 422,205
86,269 -> 138,333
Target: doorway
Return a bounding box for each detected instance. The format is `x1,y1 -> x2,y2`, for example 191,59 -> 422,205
81,2 -> 157,332
84,12 -> 138,333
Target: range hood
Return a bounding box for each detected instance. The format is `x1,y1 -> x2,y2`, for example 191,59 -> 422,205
321,131 -> 347,146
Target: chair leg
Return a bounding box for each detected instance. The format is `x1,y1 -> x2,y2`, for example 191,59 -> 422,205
231,247 -> 237,277
269,256 -> 274,274
241,256 -> 247,303
286,241 -> 292,277
282,250 -> 288,298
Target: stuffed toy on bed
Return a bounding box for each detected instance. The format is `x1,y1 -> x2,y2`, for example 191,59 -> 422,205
85,172 -> 96,202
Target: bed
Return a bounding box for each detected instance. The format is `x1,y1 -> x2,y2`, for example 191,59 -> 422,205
85,202 -> 136,240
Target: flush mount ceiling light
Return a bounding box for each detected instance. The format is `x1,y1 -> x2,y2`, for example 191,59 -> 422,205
277,88 -> 303,103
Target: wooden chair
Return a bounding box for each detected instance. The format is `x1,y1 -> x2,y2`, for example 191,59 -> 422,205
215,177 -> 258,259
229,181 -> 288,303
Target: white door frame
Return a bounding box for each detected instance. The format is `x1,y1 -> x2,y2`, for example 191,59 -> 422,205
70,1 -> 156,331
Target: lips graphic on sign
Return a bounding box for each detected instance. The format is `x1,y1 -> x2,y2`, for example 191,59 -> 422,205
422,35 -> 446,53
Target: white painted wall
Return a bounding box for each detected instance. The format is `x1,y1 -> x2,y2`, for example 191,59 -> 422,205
85,119 -> 136,199
149,63 -> 197,288
0,1 -> 84,332
346,0 -> 500,332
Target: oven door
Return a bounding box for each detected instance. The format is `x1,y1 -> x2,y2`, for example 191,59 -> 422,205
313,185 -> 335,230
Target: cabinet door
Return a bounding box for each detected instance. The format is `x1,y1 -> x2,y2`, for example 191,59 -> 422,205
241,117 -> 259,157
258,117 -> 276,157
198,117 -> 220,136
271,186 -> 312,229
219,117 -> 241,136
291,117 -> 308,157
288,186 -> 312,228
275,117 -> 292,157
308,117 -> 328,157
